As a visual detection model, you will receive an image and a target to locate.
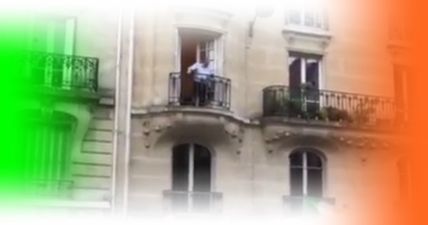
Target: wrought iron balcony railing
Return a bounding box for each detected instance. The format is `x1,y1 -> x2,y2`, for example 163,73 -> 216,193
263,86 -> 403,127
169,72 -> 231,110
163,190 -> 223,213
19,52 -> 99,92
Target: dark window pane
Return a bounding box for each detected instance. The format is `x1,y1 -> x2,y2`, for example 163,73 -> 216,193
305,59 -> 320,91
290,168 -> 303,196
307,152 -> 322,168
172,144 -> 190,191
193,144 -> 211,192
307,168 -> 323,197
305,59 -> 320,118
289,57 -> 302,94
290,152 -> 303,167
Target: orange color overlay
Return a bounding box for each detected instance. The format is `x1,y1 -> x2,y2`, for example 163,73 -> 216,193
392,0 -> 428,225
407,0 -> 428,224
335,0 -> 427,224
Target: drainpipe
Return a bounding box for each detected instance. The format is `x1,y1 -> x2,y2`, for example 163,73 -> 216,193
111,7 -> 123,212
123,7 -> 135,214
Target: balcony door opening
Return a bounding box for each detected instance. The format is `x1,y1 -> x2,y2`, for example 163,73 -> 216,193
171,143 -> 212,212
176,28 -> 221,106
288,52 -> 322,117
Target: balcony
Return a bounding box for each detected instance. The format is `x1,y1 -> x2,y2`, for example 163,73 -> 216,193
168,72 -> 231,110
283,195 -> 335,213
263,86 -> 402,129
18,52 -> 99,94
163,190 -> 223,213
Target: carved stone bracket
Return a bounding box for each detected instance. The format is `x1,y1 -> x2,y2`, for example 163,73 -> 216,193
140,115 -> 176,150
222,119 -> 245,155
138,112 -> 245,156
263,126 -> 297,154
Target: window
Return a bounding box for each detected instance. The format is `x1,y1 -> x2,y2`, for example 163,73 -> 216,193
29,17 -> 76,89
288,52 -> 322,116
388,11 -> 409,44
170,28 -> 230,109
197,40 -> 216,73
286,2 -> 327,30
11,111 -> 75,198
289,52 -> 322,89
289,150 -> 324,211
393,65 -> 409,122
170,143 -> 213,212
30,17 -> 75,54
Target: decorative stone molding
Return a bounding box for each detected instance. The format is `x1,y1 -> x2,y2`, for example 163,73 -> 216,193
262,124 -> 395,154
140,115 -> 176,150
172,6 -> 232,33
328,134 -> 394,151
283,26 -> 331,54
138,112 -> 245,154
387,41 -> 411,66
222,121 -> 245,154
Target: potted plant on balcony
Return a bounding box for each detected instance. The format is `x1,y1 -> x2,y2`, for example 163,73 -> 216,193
353,101 -> 375,124
287,97 -> 306,118
314,107 -> 328,121
322,106 -> 352,123
299,82 -> 320,120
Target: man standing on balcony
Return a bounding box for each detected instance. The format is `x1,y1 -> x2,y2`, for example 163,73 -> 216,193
187,58 -> 214,106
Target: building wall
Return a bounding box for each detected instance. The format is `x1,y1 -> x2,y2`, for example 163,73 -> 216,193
132,2 -> 394,118
127,2 -> 405,217
5,2 -> 407,217
128,113 -> 402,216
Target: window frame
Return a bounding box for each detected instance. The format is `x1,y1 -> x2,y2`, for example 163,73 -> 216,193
289,149 -> 325,197
285,5 -> 328,32
29,16 -> 76,89
170,143 -> 216,212
175,28 -> 225,76
172,143 -> 214,192
393,64 -> 410,121
288,52 -> 323,89
17,110 -> 76,198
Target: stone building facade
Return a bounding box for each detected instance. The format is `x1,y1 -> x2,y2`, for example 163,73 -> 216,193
6,1 -> 410,220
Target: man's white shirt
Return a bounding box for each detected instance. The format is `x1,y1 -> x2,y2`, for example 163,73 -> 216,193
187,62 -> 215,80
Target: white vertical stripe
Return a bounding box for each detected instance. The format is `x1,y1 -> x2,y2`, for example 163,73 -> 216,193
302,152 -> 308,196
188,144 -> 195,212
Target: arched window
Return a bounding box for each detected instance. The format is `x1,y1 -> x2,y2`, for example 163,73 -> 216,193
170,143 -> 213,211
289,150 -> 323,197
6,110 -> 76,198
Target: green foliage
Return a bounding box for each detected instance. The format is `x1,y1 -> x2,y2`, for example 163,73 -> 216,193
353,102 -> 375,124
323,106 -> 352,123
